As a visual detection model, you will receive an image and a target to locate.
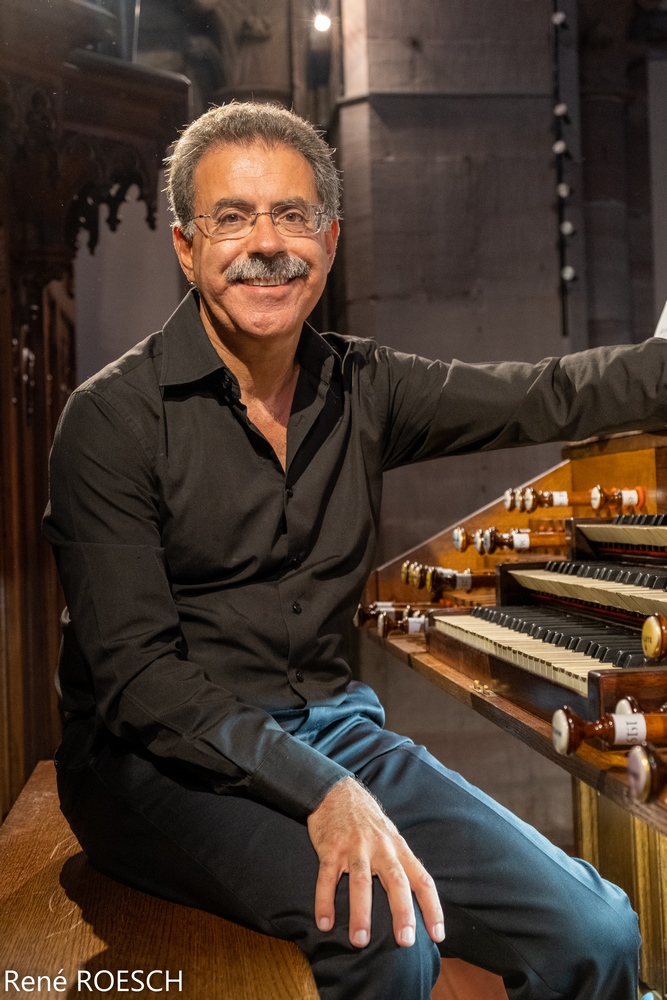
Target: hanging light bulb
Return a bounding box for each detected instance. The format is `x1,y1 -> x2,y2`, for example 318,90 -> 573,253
314,13 -> 331,31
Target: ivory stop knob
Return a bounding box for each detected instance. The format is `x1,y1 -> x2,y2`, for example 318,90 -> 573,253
627,745 -> 653,803
452,527 -> 469,552
642,614 -> 667,660
551,708 -> 572,756
502,488 -> 515,511
522,488 -> 538,512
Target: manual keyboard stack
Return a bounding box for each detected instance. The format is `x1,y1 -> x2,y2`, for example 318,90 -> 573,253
365,432 -> 667,722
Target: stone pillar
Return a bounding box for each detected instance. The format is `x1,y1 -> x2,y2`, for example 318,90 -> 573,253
578,0 -> 661,345
336,0 -> 569,562
626,57 -> 655,342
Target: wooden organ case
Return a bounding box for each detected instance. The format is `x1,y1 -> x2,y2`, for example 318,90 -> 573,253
0,0 -> 189,818
361,431 -> 667,996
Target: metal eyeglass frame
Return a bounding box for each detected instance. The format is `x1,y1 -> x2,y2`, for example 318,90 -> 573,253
192,205 -> 326,243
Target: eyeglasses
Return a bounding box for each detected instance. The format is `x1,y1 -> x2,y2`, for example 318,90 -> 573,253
193,204 -> 327,243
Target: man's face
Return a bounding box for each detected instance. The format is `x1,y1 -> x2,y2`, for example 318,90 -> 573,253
174,141 -> 339,344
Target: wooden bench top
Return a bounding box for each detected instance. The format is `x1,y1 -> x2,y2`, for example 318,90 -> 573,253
0,761 -> 318,999
0,761 -> 506,1000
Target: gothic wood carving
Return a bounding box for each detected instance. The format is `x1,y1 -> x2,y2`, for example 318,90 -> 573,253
0,19 -> 189,816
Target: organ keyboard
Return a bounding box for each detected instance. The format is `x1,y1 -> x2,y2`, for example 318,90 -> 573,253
433,611 -> 612,695
363,431 -> 667,720
507,561 -> 667,618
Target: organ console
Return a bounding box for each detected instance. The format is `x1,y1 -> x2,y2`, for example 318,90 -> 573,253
360,430 -> 667,993
365,434 -> 667,715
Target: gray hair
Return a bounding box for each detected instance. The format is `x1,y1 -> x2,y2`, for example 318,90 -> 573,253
165,102 -> 341,241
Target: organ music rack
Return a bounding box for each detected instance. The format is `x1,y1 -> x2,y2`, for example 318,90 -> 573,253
360,431 -> 667,995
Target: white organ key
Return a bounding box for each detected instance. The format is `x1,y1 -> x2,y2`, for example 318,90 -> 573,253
508,568 -> 667,618
578,523 -> 667,547
434,615 -> 615,695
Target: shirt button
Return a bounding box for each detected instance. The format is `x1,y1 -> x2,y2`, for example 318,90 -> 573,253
292,601 -> 302,614
295,671 -> 304,683
286,487 -> 294,498
291,556 -> 301,568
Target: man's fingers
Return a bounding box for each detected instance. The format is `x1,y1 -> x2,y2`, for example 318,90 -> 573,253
402,851 -> 445,943
315,844 -> 444,948
307,778 -> 445,948
348,854 -> 373,947
376,855 -> 417,947
314,857 -> 340,933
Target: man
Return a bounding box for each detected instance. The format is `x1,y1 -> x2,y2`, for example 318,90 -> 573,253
45,101 -> 667,1000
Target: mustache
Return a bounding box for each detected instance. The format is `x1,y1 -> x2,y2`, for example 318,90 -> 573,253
224,254 -> 310,283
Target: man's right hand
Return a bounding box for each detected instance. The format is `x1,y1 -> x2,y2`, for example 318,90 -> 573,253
306,776 -> 445,948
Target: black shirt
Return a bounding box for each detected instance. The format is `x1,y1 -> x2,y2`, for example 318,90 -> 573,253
43,290 -> 667,821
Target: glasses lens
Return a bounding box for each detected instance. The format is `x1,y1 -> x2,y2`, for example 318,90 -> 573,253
202,205 -> 325,242
274,205 -> 322,236
209,209 -> 253,240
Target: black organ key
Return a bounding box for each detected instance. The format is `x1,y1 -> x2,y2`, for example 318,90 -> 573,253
598,640 -> 642,663
544,559 -> 667,591
616,651 -> 649,668
471,604 -> 647,668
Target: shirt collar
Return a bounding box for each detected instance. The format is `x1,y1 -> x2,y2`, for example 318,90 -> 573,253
160,289 -> 228,387
160,288 -> 341,393
298,320 -> 339,387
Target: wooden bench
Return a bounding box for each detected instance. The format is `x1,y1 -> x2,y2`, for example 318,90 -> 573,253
0,762 -> 507,999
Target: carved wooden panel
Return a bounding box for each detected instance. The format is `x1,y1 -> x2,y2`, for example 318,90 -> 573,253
0,0 -> 189,818
0,167 -> 25,820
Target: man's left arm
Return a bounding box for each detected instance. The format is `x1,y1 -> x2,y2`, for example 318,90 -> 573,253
371,338 -> 667,470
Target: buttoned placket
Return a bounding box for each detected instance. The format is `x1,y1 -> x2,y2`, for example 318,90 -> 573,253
280,354 -> 336,696
158,291 -> 342,704
211,341 -> 338,699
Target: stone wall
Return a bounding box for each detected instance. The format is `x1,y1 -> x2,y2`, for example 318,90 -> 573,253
336,0 -> 568,564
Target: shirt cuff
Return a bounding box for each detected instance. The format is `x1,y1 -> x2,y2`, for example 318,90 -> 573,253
653,301 -> 667,339
248,733 -> 353,822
